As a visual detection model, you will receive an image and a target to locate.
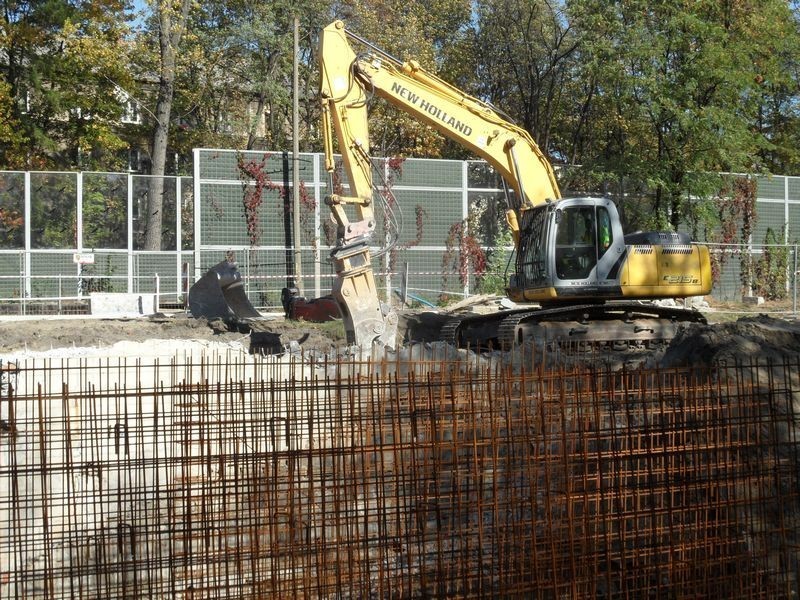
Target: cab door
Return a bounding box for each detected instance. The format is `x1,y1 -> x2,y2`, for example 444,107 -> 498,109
593,202 -> 627,289
553,205 -> 597,282
553,200 -> 626,296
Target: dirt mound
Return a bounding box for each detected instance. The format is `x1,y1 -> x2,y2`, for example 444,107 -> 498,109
659,315 -> 800,367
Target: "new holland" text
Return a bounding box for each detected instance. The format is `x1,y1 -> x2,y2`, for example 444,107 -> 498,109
391,82 -> 473,137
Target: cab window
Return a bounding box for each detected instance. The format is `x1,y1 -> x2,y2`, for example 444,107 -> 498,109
597,206 -> 613,257
555,206 -> 596,279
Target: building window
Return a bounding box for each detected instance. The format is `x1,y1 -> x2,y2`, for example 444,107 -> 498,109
128,148 -> 142,172
121,96 -> 141,124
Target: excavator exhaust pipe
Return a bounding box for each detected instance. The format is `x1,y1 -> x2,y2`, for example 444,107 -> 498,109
188,259 -> 261,322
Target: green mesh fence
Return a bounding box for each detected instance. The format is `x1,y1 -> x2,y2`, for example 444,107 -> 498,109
1,159 -> 800,314
194,150 -> 486,305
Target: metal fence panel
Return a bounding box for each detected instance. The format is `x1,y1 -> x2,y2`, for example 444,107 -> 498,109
2,159 -> 800,314
30,172 -> 78,249
0,172 -> 25,249
82,172 -> 129,249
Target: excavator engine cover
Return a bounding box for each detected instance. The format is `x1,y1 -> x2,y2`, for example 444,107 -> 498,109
189,260 -> 261,321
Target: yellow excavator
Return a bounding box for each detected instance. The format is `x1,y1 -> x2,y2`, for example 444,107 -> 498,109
319,20 -> 712,349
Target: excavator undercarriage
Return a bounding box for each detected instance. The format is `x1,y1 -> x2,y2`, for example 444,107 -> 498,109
433,301 -> 706,351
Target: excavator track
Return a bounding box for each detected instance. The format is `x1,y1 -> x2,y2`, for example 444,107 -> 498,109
440,302 -> 706,351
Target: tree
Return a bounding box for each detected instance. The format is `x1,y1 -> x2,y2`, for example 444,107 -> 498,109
179,0 -> 330,153
138,0 -> 192,251
567,0 -> 799,229
330,0 -> 472,157
0,0 -> 133,169
444,0 -> 578,160
0,79 -> 28,167
751,2 -> 800,174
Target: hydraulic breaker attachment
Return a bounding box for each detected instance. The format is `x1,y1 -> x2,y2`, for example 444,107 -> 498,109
331,241 -> 397,348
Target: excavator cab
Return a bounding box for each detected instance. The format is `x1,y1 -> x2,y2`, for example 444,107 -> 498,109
554,205 -> 597,280
510,197 -> 628,303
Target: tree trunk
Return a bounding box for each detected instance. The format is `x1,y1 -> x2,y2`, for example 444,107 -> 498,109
246,95 -> 266,151
143,0 -> 191,251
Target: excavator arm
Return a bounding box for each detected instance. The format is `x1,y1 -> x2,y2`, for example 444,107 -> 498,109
319,20 -> 561,347
318,22 -> 398,348
320,20 -> 561,241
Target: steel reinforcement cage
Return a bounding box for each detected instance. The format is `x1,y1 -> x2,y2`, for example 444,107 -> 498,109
0,351 -> 798,598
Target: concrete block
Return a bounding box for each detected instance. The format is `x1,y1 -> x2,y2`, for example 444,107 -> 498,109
742,295 -> 765,306
90,293 -> 159,317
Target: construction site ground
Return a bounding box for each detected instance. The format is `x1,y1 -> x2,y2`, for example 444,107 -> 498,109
2,303 -> 799,598
2,303 -> 800,368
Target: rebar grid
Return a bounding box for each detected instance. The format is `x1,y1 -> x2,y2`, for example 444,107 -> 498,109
1,355 -> 798,598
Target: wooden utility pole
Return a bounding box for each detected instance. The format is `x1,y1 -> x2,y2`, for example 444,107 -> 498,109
292,15 -> 302,292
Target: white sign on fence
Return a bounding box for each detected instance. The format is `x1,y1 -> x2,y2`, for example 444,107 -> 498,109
72,253 -> 95,265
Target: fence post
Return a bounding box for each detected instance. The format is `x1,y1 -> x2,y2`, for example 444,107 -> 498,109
794,246 -> 798,317
176,175 -> 182,302
313,153 -> 322,298
23,171 -> 31,305
76,171 -> 86,300
462,160 -> 470,297
127,172 -> 134,293
193,149 -> 202,282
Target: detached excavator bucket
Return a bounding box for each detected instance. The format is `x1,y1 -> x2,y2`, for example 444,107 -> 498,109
188,260 -> 261,321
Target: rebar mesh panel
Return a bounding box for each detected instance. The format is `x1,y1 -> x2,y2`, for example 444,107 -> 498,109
1,356 -> 797,599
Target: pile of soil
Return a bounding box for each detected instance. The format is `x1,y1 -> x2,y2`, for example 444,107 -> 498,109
1,311 -> 798,368
660,315 -> 800,367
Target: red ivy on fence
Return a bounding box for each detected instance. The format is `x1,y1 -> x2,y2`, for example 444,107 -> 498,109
236,153 -> 318,249
443,220 -> 487,289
